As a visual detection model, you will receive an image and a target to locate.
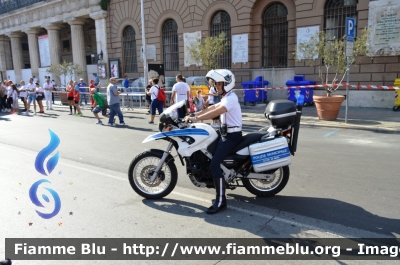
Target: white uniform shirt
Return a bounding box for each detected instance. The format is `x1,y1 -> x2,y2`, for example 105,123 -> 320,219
172,81 -> 190,103
18,85 -> 27,97
149,85 -> 160,100
219,91 -> 242,127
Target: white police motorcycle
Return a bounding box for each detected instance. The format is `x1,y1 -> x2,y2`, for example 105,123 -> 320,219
128,97 -> 304,199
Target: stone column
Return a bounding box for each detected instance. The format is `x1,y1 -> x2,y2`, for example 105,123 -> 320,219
0,35 -> 9,81
68,19 -> 87,80
8,32 -> 24,83
90,11 -> 109,78
25,28 -> 40,79
45,24 -> 62,85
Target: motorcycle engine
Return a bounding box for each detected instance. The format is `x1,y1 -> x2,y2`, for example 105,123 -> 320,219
186,151 -> 213,188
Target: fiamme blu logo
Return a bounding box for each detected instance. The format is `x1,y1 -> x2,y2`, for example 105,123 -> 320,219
29,129 -> 61,219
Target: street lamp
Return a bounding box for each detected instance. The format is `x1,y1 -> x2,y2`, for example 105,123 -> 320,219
91,54 -> 95,64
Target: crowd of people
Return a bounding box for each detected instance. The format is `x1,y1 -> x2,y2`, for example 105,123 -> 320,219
0,73 -> 221,127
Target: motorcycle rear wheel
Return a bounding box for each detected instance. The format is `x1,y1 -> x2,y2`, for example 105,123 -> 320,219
242,166 -> 289,197
128,151 -> 178,199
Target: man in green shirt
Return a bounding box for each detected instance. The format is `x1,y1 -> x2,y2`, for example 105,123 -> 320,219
91,88 -> 110,124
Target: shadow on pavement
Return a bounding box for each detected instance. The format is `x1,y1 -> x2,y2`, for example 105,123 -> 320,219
142,194 -> 400,239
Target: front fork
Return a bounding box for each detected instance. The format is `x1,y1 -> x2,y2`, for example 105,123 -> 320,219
149,142 -> 174,182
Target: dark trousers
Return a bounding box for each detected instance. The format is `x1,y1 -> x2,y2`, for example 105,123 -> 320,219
209,131 -> 243,179
0,95 -> 6,110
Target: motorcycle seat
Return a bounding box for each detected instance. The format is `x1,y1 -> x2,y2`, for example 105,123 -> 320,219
230,133 -> 265,154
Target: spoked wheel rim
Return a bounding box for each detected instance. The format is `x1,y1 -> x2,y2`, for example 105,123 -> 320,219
132,156 -> 172,195
249,168 -> 284,192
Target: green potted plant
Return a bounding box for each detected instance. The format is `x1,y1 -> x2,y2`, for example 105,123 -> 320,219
47,61 -> 83,105
296,28 -> 370,120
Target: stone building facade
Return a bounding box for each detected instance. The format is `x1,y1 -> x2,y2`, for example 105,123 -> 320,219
107,0 -> 399,107
0,0 -> 108,85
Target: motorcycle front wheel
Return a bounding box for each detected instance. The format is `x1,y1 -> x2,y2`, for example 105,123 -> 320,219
242,166 -> 289,197
128,151 -> 178,199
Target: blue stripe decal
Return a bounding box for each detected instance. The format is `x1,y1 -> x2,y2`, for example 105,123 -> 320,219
149,128 -> 209,139
251,147 -> 290,165
323,129 -> 340,138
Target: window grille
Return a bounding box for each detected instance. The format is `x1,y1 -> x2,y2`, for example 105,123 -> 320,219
210,11 -> 231,69
162,19 -> 179,71
262,2 -> 288,68
324,0 -> 358,40
123,26 -> 138,73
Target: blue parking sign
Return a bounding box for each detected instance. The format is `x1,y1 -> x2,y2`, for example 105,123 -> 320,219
346,17 -> 355,40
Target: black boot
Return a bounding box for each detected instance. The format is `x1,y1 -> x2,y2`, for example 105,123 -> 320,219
206,178 -> 227,214
0,259 -> 12,265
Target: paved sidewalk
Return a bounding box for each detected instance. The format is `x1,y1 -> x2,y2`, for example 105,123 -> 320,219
239,104 -> 400,134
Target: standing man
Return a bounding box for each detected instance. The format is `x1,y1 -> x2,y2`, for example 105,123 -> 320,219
26,78 -> 37,115
107,77 -> 125,126
43,78 -> 53,110
123,75 -> 129,91
51,79 -> 57,104
93,73 -> 100,92
170,74 -> 190,105
90,88 -> 109,125
78,78 -> 88,106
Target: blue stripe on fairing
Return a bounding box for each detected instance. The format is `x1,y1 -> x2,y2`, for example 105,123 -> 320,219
149,128 -> 210,139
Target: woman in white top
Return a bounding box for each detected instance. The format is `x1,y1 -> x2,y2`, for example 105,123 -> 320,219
19,80 -> 28,111
35,82 -> 45,113
146,77 -> 163,124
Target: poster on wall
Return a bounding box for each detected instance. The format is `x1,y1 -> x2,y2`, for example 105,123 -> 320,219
140,45 -> 156,61
109,59 -> 120,79
368,0 -> 400,56
296,26 -> 320,60
183,31 -> 202,67
98,64 -> 106,79
232,34 -> 248,64
38,35 -> 50,67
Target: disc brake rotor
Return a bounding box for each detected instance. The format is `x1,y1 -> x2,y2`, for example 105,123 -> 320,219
140,165 -> 165,187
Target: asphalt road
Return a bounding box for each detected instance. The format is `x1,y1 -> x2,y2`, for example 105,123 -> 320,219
1,109 -> 399,264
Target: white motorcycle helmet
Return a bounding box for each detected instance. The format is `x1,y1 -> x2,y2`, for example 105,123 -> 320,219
206,69 -> 235,93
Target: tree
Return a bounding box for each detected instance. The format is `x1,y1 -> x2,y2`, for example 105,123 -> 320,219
47,61 -> 83,88
186,32 -> 229,70
295,28 -> 371,97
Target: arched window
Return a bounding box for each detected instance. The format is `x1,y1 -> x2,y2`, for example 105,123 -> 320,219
324,0 -> 358,40
162,19 -> 179,71
262,2 -> 288,68
210,11 -> 231,69
123,26 -> 138,73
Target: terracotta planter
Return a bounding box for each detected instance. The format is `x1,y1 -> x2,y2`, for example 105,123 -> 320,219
55,92 -> 69,105
313,95 -> 345,121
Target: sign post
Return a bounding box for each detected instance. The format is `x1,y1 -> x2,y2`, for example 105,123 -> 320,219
345,17 -> 355,124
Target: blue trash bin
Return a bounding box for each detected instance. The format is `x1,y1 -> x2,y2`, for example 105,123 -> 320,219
241,76 -> 269,105
286,75 -> 316,106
